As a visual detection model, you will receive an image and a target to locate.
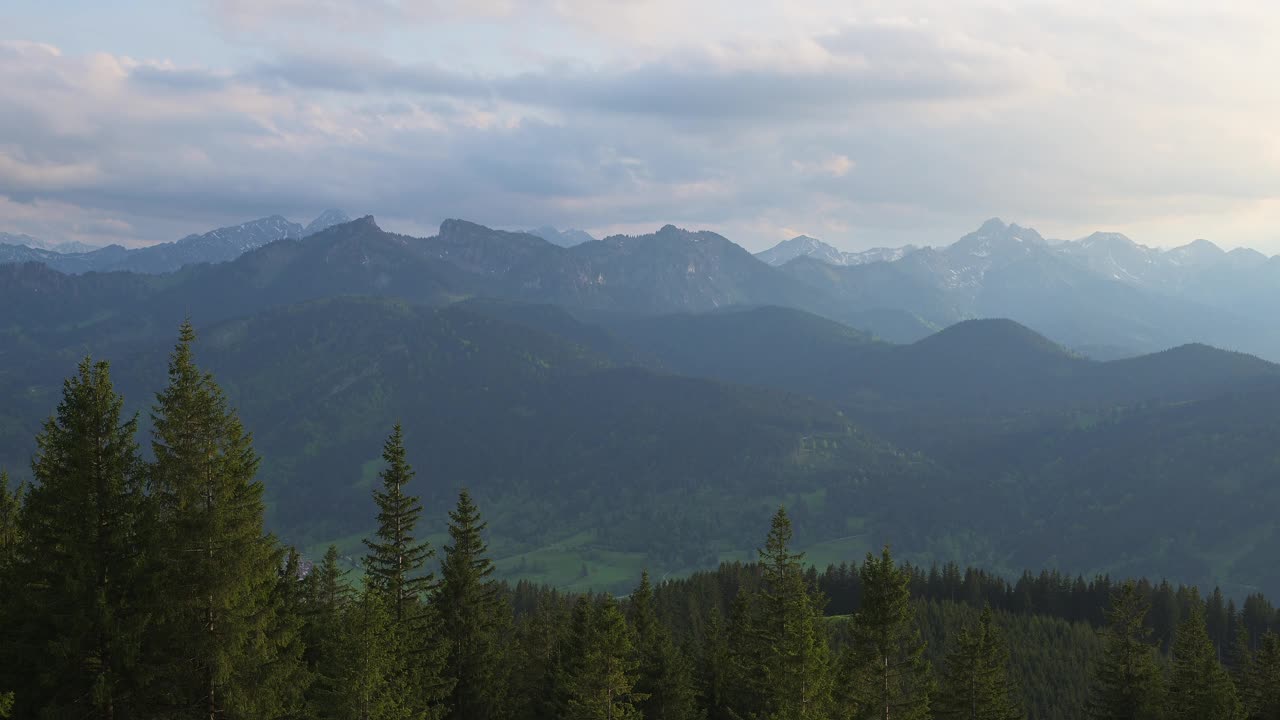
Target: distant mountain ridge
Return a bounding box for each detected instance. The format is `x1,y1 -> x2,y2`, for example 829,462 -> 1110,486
529,225 -> 596,247
5,212 -> 1280,360
0,209 -> 351,275
0,232 -> 99,254
756,234 -> 918,267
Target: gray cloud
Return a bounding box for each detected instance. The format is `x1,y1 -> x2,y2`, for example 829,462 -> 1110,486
2,3 -> 1280,253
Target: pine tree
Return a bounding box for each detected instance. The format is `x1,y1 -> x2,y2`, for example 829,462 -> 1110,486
273,547 -> 312,715
327,585 -> 416,720
148,321 -> 304,719
700,604 -> 733,720
562,595 -> 647,720
1244,632 -> 1280,719
1166,601 -> 1242,720
1087,581 -> 1164,720
361,424 -> 450,719
1228,622 -> 1254,695
629,571 -> 701,720
934,606 -> 1023,720
723,508 -> 833,720
303,546 -> 354,717
839,546 -> 934,720
436,489 -> 510,720
510,593 -> 571,720
10,358 -> 150,718
363,424 -> 434,622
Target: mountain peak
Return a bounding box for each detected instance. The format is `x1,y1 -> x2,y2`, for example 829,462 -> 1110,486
978,217 -> 1007,233
305,209 -> 352,236
528,225 -> 596,247
1079,231 -> 1137,248
757,234 -> 847,267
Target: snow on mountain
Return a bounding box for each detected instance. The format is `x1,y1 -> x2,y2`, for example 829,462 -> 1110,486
756,234 -> 919,267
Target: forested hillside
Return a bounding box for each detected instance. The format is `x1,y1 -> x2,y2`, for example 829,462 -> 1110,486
2,342 -> 1277,719
4,237 -> 1280,595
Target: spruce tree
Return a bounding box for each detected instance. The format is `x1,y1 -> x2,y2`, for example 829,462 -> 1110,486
562,595 -> 647,720
327,585 -> 415,720
1244,632 -> 1280,719
839,546 -> 934,720
361,424 -> 450,719
934,606 -> 1023,720
436,489 -> 510,720
10,358 -> 150,718
629,571 -> 701,720
510,593 -> 571,720
1087,581 -> 1164,720
363,424 -> 434,622
148,321 -> 304,719
303,546 -> 353,717
723,508 -> 833,720
700,605 -> 734,720
1166,601 -> 1242,720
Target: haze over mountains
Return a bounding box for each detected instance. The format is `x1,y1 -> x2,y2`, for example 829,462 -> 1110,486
0,209 -> 351,275
7,212 -> 1277,359
3,213 -> 1280,597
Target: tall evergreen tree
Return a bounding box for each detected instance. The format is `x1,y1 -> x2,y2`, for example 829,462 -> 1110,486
839,546 -> 934,720
10,358 -> 150,719
1166,601 -> 1242,720
934,606 -> 1023,720
1243,632 -> 1280,719
361,424 -> 451,720
725,508 -> 834,720
148,321 -> 304,719
562,595 -> 647,720
363,424 -> 434,622
436,489 -> 510,720
1087,581 -> 1164,720
629,571 -> 701,720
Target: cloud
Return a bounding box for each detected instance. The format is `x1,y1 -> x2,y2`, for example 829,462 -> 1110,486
2,2 -> 1280,252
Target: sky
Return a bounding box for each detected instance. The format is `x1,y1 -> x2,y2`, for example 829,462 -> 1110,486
2,1 -> 1280,252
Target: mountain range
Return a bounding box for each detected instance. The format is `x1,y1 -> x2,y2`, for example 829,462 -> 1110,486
756,234 -> 918,267
3,214 -> 1280,595
8,212 -> 1279,360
